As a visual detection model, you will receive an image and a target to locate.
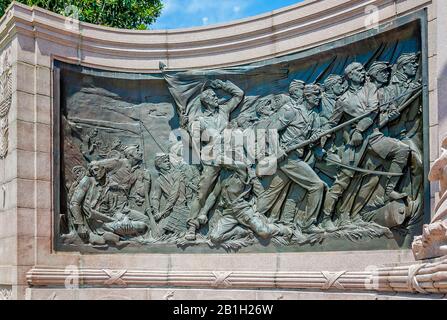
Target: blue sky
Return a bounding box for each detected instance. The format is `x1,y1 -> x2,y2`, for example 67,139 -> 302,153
151,0 -> 304,29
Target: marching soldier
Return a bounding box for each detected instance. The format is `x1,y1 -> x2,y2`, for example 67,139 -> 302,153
319,62 -> 411,228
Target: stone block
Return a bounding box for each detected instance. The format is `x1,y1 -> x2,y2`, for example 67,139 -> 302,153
17,207 -> 35,238
35,66 -> 51,97
13,62 -> 35,95
36,180 -> 51,209
78,288 -> 147,300
36,209 -> 51,238
13,34 -> 36,66
16,236 -> 35,266
0,265 -> 13,284
25,288 -> 77,300
79,253 -> 170,271
3,179 -> 18,211
429,124 -> 439,161
36,152 -> 51,181
429,55 -> 437,92
10,90 -> 34,124
16,179 -> 35,209
429,88 -> 438,126
35,239 -> 81,267
0,209 -> 17,239
428,19 -> 437,58
148,288 -> 257,300
277,250 -> 415,272
16,149 -> 35,181
36,123 -> 51,153
36,94 -> 51,125
10,120 -> 35,152
0,236 -> 17,265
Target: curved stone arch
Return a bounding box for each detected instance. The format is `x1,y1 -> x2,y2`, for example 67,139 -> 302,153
0,0 -> 434,71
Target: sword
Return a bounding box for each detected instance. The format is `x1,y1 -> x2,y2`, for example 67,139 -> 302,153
324,155 -> 403,177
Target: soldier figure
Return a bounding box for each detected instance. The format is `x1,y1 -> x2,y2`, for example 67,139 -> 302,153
106,145 -> 150,208
386,53 -> 422,145
200,151 -> 291,243
151,154 -> 190,235
257,83 -> 325,234
388,53 -> 421,106
320,62 -> 411,228
321,75 -> 347,124
317,74 -> 347,162
186,79 -> 245,241
69,161 -> 150,245
288,79 -> 306,107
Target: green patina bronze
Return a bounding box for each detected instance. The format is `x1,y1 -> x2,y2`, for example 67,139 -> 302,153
55,18 -> 428,253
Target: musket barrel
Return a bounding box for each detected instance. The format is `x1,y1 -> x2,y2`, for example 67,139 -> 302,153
285,87 -> 423,153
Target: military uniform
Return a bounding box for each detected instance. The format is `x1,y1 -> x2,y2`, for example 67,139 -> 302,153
186,81 -> 244,237
70,175 -> 150,242
151,167 -> 190,234
256,103 -> 325,230
322,81 -> 410,219
208,163 -> 283,243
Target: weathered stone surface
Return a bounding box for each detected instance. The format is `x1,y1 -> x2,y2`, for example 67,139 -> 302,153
413,134 -> 447,259
0,0 -> 444,300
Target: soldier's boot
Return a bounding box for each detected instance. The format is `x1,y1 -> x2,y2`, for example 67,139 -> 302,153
185,225 -> 197,241
319,214 -> 337,232
88,232 -> 106,246
276,224 -> 293,239
319,195 -> 338,231
384,163 -> 407,202
281,199 -> 297,225
303,224 -> 325,234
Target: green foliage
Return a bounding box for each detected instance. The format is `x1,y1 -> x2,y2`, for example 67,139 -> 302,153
0,0 -> 163,30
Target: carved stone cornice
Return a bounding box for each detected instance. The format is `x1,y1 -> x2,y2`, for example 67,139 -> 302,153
0,0 -> 434,70
27,257 -> 447,294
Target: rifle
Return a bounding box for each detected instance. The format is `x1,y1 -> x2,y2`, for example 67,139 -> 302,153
285,86 -> 422,153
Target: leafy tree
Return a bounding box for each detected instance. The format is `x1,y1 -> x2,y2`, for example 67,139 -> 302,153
0,0 -> 163,30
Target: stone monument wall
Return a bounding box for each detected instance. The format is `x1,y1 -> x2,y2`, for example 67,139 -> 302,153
0,0 -> 445,300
